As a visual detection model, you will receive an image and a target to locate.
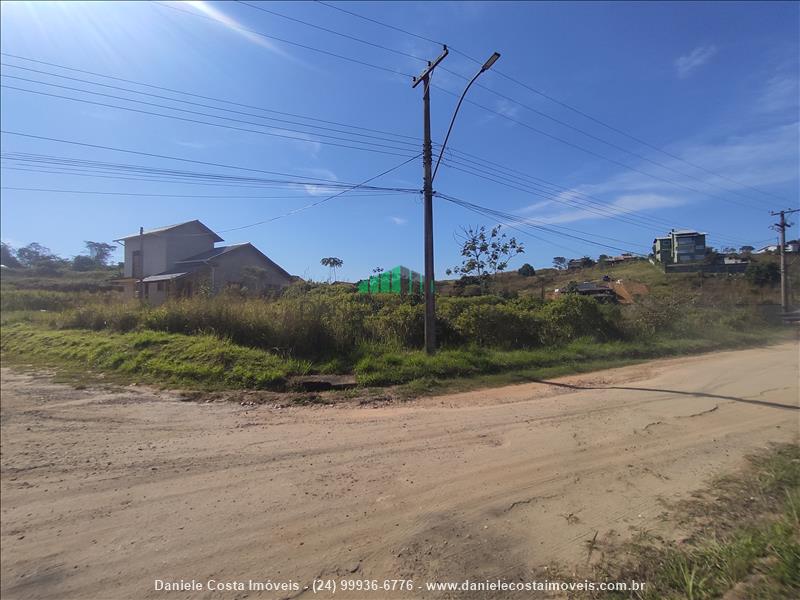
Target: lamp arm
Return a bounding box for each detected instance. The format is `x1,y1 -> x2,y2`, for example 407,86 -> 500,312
431,69 -> 483,182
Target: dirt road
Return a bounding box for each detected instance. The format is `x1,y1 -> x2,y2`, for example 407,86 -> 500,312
2,343 -> 798,599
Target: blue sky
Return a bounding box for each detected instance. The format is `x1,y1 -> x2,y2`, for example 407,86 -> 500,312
1,0 -> 798,281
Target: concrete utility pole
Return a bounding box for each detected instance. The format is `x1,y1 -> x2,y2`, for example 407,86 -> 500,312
412,46 -> 449,355
771,208 -> 799,313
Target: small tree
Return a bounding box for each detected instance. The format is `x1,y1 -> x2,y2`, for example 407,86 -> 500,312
553,256 -> 567,270
517,263 -> 536,277
450,225 -> 524,292
0,242 -> 21,268
739,245 -> 754,256
320,257 -> 343,282
84,241 -> 116,266
598,254 -> 610,264
72,255 -> 96,271
745,262 -> 780,286
703,248 -> 719,265
16,242 -> 58,268
580,256 -> 596,268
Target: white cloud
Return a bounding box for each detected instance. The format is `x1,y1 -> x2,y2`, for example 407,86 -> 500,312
756,74 -> 799,114
675,45 -> 718,78
297,167 -> 338,196
286,131 -> 322,158
519,121 -> 797,225
183,1 -> 305,66
494,98 -> 521,120
390,216 -> 408,226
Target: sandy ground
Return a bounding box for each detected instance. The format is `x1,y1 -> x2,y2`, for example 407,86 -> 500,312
1,342 -> 798,600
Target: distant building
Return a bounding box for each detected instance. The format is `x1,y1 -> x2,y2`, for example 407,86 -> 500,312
567,258 -> 584,270
653,230 -> 707,264
603,253 -> 637,265
555,281 -> 616,303
114,220 -> 293,303
755,240 -> 799,254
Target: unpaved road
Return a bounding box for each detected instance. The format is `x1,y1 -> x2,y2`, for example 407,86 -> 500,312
1,343 -> 798,600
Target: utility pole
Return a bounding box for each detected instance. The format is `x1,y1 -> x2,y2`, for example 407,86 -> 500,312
412,46 -> 448,354
771,208 -> 799,314
138,226 -> 144,305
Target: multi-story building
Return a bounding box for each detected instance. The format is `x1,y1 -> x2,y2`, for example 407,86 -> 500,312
653,230 -> 707,264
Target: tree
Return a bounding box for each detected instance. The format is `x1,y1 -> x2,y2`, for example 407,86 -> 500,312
580,256 -> 596,268
320,257 -> 343,282
1,242 -> 21,268
745,262 -> 780,286
739,245 -> 754,256
84,241 -> 116,266
721,246 -> 737,255
703,248 -> 720,265
450,225 -> 524,291
598,254 -> 610,264
372,266 -> 384,274
517,263 -> 536,277
16,242 -> 58,267
553,256 -> 567,270
72,255 -> 96,271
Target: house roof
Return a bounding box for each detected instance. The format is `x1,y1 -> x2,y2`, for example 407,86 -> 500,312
671,229 -> 707,236
173,243 -> 293,279
174,243 -> 249,264
116,220 -> 223,242
142,271 -> 193,283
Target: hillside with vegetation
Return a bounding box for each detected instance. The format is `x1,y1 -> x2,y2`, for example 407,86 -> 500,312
2,238 -> 794,395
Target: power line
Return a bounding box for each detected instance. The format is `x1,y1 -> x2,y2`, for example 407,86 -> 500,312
236,1 -> 429,64
439,192 -> 646,256
1,63 -> 420,148
4,53 -> 769,229
151,1 -> 414,79
438,159 -> 752,247
1,83 -> 420,159
312,0 -> 787,204
215,153 -> 422,234
431,84 -> 769,214
0,53 -> 420,143
0,130 -> 420,190
239,1 -> 775,209
1,152 -> 417,191
0,186 -> 412,199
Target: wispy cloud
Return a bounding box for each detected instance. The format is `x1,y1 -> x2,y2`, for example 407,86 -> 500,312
519,121 -> 797,225
494,98 -> 521,120
756,74 -> 799,113
183,1 -> 300,64
286,131 -> 322,158
675,45 -> 718,78
390,216 -> 408,226
297,167 -> 337,196
174,140 -> 211,149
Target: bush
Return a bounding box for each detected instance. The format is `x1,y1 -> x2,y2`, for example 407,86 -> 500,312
538,294 -> 620,344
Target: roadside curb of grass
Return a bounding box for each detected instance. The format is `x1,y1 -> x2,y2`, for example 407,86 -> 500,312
1,322 -> 795,404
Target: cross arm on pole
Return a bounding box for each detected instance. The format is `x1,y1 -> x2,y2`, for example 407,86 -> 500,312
412,45 -> 449,88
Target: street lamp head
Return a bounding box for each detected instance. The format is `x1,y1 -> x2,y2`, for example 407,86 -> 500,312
481,52 -> 501,72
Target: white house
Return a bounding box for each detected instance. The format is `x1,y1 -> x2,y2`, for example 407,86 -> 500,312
114,220 -> 293,303
755,240 -> 800,254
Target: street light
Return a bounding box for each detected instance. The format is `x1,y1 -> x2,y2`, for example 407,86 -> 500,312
413,48 -> 500,355
432,52 -> 501,182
